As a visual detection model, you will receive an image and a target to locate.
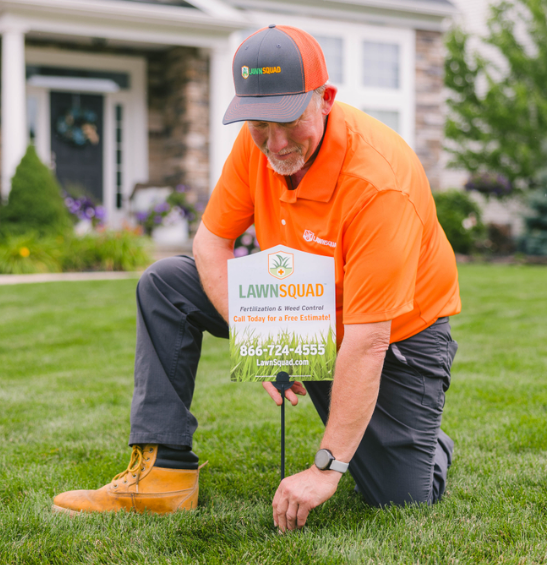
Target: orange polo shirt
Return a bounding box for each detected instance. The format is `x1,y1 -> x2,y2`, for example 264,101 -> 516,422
203,102 -> 461,344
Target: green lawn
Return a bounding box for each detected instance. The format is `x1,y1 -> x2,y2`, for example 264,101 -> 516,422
0,264 -> 546,564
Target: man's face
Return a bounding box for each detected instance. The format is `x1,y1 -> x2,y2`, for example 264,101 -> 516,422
247,96 -> 326,176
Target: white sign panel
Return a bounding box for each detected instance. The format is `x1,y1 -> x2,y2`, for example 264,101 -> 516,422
228,245 -> 336,382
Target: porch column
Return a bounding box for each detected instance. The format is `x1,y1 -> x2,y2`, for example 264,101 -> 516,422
209,42 -> 239,193
1,27 -> 27,199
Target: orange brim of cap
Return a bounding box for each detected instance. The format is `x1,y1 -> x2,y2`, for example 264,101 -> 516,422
222,91 -> 315,125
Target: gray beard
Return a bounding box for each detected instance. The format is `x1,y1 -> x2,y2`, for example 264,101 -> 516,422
266,153 -> 306,176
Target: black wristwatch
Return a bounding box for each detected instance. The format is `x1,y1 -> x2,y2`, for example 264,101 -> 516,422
314,449 -> 349,473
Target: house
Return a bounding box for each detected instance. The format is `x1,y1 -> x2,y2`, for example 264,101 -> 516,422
0,0 -> 456,228
442,0 -> 528,235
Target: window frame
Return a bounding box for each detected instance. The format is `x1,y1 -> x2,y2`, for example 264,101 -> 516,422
242,16 -> 416,147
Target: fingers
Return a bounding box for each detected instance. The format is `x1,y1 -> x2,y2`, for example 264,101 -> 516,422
262,382 -> 283,406
272,486 -> 288,531
296,504 -> 310,529
262,381 -> 306,406
292,381 -> 307,396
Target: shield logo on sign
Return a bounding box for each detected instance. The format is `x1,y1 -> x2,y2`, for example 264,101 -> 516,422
268,251 -> 294,280
241,66 -> 250,79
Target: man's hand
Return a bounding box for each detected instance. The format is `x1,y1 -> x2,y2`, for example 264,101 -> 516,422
272,466 -> 342,532
262,381 -> 307,406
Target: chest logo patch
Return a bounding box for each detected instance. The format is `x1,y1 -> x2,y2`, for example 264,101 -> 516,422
303,230 -> 337,248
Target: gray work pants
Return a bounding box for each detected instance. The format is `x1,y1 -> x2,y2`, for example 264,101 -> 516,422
130,256 -> 457,507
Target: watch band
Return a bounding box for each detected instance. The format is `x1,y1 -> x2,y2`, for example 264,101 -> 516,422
314,449 -> 349,474
329,459 -> 349,473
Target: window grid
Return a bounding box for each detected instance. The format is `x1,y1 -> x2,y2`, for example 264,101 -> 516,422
362,108 -> 400,133
315,36 -> 344,85
362,41 -> 400,89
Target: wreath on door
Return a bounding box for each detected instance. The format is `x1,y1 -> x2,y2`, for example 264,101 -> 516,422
56,107 -> 100,147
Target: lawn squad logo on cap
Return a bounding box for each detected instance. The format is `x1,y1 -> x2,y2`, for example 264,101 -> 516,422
223,25 -> 329,125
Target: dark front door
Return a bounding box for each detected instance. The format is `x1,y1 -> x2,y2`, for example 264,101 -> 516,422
50,92 -> 104,202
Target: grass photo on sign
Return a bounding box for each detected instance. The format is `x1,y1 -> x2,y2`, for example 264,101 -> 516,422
230,327 -> 337,382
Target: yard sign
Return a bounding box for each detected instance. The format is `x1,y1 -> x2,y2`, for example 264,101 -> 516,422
228,245 -> 336,382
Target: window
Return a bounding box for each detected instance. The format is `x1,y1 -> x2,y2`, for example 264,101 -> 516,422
363,109 -> 400,133
27,95 -> 39,143
315,36 -> 344,85
362,41 -> 400,89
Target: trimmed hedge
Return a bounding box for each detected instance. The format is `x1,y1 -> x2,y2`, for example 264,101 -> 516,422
0,145 -> 72,237
433,190 -> 485,254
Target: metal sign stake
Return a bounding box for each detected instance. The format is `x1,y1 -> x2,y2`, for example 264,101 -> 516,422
272,371 -> 295,481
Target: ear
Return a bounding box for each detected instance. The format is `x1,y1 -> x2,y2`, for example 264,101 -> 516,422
321,84 -> 338,116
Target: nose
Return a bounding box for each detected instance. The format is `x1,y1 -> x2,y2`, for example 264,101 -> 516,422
266,124 -> 289,155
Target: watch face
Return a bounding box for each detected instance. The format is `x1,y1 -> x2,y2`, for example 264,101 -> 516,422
315,449 -> 332,470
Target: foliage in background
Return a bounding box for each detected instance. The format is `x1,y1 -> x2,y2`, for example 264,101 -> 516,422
136,185 -> 199,236
234,225 -> 260,257
520,170 -> 547,255
464,172 -> 513,198
0,145 -> 72,237
434,190 -> 485,254
0,231 -> 151,274
0,234 -> 61,274
444,0 -> 547,189
59,231 -> 152,272
63,188 -> 106,228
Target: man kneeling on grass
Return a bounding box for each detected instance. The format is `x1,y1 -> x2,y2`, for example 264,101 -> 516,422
53,25 -> 461,531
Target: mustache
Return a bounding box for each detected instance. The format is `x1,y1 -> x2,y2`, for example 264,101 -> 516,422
262,145 -> 303,157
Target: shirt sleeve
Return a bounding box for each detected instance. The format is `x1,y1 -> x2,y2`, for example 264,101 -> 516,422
202,125 -> 255,240
343,190 -> 423,324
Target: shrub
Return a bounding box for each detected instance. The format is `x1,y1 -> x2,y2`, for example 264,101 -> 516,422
0,145 -> 72,237
0,233 -> 61,274
0,231 -> 152,274
433,190 -> 485,254
59,231 -> 152,272
520,189 -> 547,256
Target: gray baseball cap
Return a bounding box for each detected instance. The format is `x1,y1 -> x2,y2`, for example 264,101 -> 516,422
223,25 -> 329,125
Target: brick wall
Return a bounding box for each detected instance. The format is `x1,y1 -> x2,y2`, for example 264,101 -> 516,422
148,47 -> 210,207
415,30 -> 444,190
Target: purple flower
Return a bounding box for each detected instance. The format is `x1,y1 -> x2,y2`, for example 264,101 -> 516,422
85,207 -> 95,218
64,197 -> 74,207
176,185 -> 187,193
154,202 -> 170,213
234,247 -> 249,257
135,211 -> 149,222
241,234 -> 253,246
95,206 -> 106,220
154,215 -> 163,224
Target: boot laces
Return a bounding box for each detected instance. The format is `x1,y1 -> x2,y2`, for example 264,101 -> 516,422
112,445 -> 145,490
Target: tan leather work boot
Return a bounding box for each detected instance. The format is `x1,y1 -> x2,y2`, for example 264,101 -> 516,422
52,445 -> 206,515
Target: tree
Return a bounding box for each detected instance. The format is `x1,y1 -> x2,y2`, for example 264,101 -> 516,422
0,145 -> 72,237
444,0 -> 547,190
